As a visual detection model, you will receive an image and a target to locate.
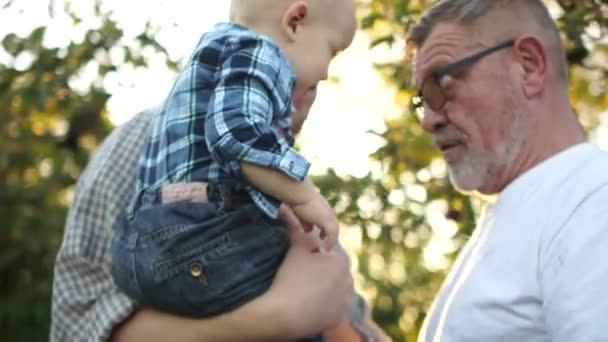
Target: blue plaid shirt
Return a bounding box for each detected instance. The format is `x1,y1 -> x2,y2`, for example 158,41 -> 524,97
138,23 -> 310,218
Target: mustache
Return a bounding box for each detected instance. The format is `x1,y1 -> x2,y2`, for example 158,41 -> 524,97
433,126 -> 468,146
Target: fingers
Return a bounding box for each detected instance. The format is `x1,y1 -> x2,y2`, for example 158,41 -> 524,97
293,224 -> 339,253
291,225 -> 331,253
279,204 -> 303,233
283,200 -> 340,251
290,228 -> 320,251
320,223 -> 339,251
302,221 -> 315,232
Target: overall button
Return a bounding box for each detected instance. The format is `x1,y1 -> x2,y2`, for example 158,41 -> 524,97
189,262 -> 204,277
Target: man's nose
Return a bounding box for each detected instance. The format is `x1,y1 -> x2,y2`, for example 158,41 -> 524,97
421,106 -> 449,133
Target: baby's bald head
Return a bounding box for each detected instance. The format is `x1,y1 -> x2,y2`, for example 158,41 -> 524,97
229,0 -> 285,25
230,0 -> 355,34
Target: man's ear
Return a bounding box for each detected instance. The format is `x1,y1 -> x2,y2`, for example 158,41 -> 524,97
281,0 -> 308,42
514,35 -> 547,98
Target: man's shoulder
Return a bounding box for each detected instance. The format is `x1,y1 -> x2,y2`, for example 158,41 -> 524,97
562,149 -> 608,223
76,109 -> 154,189
568,144 -> 608,214
97,110 -> 154,155
567,143 -> 608,187
548,143 -> 608,210
539,149 -> 608,266
537,144 -> 608,247
499,143 -> 608,239
539,143 -> 608,196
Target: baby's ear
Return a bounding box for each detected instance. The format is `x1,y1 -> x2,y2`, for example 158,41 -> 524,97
282,0 -> 308,41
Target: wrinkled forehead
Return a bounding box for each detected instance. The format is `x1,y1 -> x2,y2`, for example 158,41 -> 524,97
411,22 -> 478,86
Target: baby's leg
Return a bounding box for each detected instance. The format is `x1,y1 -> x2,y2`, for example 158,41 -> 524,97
127,198 -> 290,317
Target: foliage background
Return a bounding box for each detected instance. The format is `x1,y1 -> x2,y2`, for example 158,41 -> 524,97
0,0 -> 606,341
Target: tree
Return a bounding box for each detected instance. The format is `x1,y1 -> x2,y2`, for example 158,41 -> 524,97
0,0 -> 606,341
0,1 -> 177,340
313,0 -> 608,340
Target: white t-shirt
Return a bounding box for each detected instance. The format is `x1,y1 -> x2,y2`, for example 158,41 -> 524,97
419,143 -> 608,342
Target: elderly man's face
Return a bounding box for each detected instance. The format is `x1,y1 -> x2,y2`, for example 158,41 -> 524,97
413,22 -> 529,194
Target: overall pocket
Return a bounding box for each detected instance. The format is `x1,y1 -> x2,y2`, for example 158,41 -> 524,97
140,206 -> 289,317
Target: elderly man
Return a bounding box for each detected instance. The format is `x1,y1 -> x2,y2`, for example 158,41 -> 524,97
50,108 -> 387,342
408,0 -> 608,341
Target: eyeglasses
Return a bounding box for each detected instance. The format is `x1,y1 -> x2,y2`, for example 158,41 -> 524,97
411,39 -> 516,119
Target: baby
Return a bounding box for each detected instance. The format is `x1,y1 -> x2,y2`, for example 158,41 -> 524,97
110,0 -> 357,340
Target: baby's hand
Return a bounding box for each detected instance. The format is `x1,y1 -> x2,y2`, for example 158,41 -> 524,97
278,204 -> 303,233
290,193 -> 339,251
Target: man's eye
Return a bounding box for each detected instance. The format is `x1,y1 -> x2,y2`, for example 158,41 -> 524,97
438,73 -> 456,89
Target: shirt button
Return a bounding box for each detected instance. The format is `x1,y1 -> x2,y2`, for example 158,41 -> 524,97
189,262 -> 204,277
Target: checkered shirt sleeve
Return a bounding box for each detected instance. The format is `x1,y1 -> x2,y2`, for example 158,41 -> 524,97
50,110 -> 153,342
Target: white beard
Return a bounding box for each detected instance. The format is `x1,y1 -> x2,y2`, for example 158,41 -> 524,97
447,106 -> 530,194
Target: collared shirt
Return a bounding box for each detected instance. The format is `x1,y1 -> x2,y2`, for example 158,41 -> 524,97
50,109 -> 382,342
139,22 -> 309,218
419,143 -> 608,342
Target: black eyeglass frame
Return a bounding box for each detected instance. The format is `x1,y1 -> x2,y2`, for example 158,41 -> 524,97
411,38 -> 516,115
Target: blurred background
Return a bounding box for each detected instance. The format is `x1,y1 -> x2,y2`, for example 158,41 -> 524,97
1,0 -> 607,340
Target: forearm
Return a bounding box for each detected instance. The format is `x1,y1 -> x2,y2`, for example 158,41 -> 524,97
326,316 -> 390,342
324,318 -> 362,342
241,162 -> 317,206
111,294 -> 287,342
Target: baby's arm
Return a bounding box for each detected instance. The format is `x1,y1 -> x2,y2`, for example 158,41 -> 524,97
241,163 -> 339,250
203,37 -> 339,248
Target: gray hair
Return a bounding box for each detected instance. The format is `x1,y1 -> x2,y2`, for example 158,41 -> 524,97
407,0 -> 568,81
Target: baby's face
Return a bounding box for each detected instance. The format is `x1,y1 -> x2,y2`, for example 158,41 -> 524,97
289,6 -> 356,133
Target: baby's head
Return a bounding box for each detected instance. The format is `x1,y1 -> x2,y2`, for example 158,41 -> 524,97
230,0 -> 357,133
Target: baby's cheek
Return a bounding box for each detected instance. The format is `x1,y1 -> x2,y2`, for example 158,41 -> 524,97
291,83 -> 308,102
292,95 -> 310,115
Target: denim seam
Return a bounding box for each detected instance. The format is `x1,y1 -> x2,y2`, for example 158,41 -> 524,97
138,224 -> 193,248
